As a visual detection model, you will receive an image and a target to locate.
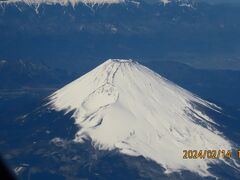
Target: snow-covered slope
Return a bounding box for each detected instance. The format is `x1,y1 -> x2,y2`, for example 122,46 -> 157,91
49,59 -> 233,176
0,0 -> 192,6
0,0 -> 123,6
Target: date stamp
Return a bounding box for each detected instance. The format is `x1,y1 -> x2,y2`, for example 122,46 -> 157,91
183,150 -> 234,159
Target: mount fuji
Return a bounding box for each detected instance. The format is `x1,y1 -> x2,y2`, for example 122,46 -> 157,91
1,59 -> 240,179
47,59 -> 237,177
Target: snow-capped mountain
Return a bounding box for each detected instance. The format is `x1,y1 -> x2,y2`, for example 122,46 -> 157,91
0,0 -> 193,6
48,59 -> 236,176
0,0 -> 124,6
1,0 -> 239,71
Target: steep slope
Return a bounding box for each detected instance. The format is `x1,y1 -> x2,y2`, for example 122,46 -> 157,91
48,59 -> 236,176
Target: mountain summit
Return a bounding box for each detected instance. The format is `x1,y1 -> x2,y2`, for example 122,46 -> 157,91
48,59 -> 232,176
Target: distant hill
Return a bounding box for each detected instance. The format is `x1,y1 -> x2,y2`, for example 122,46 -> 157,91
0,60 -> 76,89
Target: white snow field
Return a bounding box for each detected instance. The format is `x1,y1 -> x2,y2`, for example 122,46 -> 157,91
49,59 -> 233,176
